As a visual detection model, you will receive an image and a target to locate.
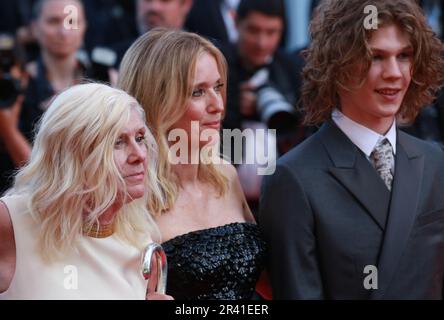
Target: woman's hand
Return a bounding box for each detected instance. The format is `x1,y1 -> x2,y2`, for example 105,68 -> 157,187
146,292 -> 174,300
145,250 -> 173,300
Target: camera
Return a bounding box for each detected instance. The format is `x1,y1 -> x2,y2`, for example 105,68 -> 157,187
0,34 -> 22,109
256,85 -> 297,130
248,68 -> 297,131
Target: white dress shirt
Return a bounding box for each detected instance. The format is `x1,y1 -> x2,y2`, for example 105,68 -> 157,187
220,0 -> 240,43
331,109 -> 397,171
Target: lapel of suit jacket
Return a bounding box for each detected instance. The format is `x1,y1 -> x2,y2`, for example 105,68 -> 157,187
319,121 -> 391,230
371,130 -> 424,299
214,0 -> 230,41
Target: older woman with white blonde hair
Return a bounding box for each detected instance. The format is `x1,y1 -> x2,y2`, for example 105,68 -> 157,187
0,83 -> 172,300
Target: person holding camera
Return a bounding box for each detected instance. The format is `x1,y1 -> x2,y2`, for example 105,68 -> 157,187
222,0 -> 305,147
0,0 -> 87,193
0,32 -> 29,193
220,0 -> 305,211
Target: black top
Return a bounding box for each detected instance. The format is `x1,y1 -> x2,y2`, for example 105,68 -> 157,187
0,58 -> 53,194
162,222 -> 266,300
0,57 -> 86,194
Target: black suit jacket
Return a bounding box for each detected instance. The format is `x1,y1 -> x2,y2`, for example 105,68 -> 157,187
185,0 -> 230,44
259,120 -> 444,299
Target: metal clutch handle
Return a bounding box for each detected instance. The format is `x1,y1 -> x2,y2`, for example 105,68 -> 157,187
141,242 -> 168,294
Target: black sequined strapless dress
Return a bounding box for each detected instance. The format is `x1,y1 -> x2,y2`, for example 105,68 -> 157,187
162,222 -> 267,300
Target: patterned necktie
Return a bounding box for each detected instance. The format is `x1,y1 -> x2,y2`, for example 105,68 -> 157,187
370,139 -> 394,191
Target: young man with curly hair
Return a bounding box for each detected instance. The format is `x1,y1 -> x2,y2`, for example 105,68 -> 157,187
259,0 -> 444,299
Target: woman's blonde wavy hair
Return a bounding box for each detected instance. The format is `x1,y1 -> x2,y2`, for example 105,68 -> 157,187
118,28 -> 229,217
8,83 -> 162,262
302,0 -> 444,125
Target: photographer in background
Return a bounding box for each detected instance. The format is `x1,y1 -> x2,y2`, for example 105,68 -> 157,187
0,34 -> 27,193
0,0 -> 87,193
221,0 -> 305,211
222,0 -> 305,152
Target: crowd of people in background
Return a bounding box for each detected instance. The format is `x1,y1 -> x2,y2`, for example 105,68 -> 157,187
1,0 -> 444,195
1,0 -> 443,196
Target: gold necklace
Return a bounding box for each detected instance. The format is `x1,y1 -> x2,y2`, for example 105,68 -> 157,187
83,222 -> 115,238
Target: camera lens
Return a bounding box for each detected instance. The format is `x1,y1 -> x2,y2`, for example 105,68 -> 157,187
256,86 -> 296,129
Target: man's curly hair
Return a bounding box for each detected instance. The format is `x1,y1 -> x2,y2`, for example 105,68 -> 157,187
302,0 -> 444,125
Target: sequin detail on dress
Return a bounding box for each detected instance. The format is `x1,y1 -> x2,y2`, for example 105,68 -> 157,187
162,222 -> 266,300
